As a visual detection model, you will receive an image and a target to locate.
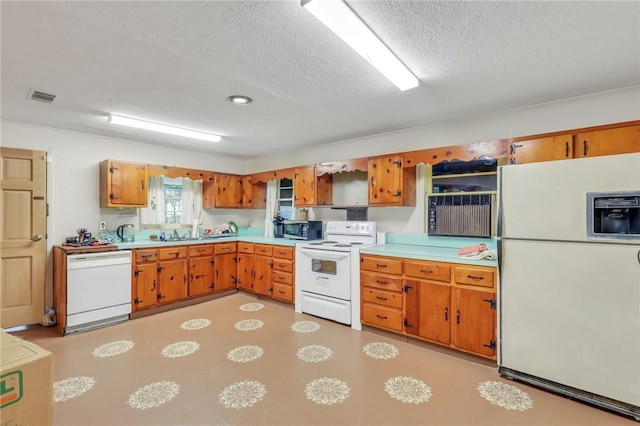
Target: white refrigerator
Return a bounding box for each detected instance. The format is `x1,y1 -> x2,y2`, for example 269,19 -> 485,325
498,153 -> 640,420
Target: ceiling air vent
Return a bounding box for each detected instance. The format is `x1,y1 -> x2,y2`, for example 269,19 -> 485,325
28,89 -> 56,103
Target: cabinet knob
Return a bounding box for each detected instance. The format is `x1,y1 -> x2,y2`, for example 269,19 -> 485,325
33,234 -> 43,241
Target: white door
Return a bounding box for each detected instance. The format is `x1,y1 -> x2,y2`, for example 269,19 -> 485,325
1,148 -> 47,328
298,248 -> 351,300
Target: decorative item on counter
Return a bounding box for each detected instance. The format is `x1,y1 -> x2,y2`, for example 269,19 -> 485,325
228,221 -> 238,234
149,234 -> 158,241
458,243 -> 497,260
457,243 -> 487,255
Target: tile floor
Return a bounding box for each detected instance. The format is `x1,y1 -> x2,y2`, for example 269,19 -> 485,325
12,292 -> 636,425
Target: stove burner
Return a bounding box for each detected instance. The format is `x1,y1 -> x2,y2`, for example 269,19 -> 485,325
350,242 -> 363,245
322,241 -> 338,244
334,244 -> 352,247
308,242 -> 324,245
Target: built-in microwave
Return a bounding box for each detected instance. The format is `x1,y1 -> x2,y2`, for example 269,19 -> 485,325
283,220 -> 323,240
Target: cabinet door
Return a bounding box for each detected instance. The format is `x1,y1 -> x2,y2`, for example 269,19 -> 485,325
368,155 -> 401,204
215,253 -> 237,292
237,253 -> 254,291
188,256 -> 214,297
253,255 -> 273,296
100,160 -> 147,207
293,166 -> 315,207
215,174 -> 243,208
132,263 -> 158,310
452,288 -> 496,358
404,279 -> 451,344
576,125 -> 640,158
158,259 -> 188,304
508,134 -> 573,164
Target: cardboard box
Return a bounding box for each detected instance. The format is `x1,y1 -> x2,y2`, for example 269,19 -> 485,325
0,332 -> 53,426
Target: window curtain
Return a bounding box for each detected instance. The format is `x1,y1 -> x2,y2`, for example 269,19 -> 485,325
181,177 -> 203,226
140,175 -> 165,226
264,179 -> 278,238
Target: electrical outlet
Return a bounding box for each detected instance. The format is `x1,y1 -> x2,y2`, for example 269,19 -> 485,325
99,221 -> 107,231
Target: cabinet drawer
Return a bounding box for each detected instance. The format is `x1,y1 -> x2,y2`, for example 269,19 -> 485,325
362,287 -> 403,309
273,259 -> 293,273
273,246 -> 294,260
272,283 -> 293,302
361,256 -> 402,275
238,242 -> 254,254
188,245 -> 213,257
135,249 -> 157,263
272,270 -> 293,285
455,266 -> 495,288
361,271 -> 403,292
214,242 -> 236,254
362,304 -> 403,332
158,247 -> 187,260
255,245 -> 273,256
404,260 -> 451,283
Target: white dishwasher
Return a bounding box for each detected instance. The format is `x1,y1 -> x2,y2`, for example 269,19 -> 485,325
66,250 -> 132,334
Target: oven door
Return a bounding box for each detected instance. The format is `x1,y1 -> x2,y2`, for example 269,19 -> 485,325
298,247 -> 351,300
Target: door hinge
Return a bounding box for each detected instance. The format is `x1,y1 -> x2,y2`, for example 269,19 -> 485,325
394,160 -> 402,168
483,339 -> 496,350
210,260 -> 214,266
134,269 -> 142,277
403,318 -> 413,328
157,293 -> 165,300
394,190 -> 401,197
483,298 -> 497,310
109,166 -> 118,174
134,297 -> 140,305
109,193 -> 118,200
403,283 -> 413,293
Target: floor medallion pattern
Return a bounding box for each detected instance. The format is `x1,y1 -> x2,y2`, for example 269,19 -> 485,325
127,381 -> 181,410
477,380 -> 534,411
291,320 -> 320,333
305,377 -> 351,405
219,380 -> 267,409
297,345 -> 333,363
92,340 -> 134,358
227,345 -> 264,363
384,376 -> 433,404
161,341 -> 200,358
180,318 -> 211,330
234,319 -> 264,331
53,376 -> 96,402
239,302 -> 264,312
363,342 -> 400,360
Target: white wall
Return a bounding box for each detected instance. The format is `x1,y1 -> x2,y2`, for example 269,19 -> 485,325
2,86 -> 639,307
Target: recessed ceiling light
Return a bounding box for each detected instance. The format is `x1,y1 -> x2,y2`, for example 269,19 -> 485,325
227,95 -> 253,105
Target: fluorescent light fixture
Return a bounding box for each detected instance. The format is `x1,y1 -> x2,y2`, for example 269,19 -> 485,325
108,114 -> 221,142
302,0 -> 419,91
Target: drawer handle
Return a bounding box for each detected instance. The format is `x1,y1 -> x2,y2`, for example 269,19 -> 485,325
456,310 -> 460,324
375,296 -> 388,301
169,251 -> 180,256
223,247 -> 230,251
419,269 -> 433,274
375,280 -> 387,285
444,307 -> 448,321
278,275 -> 285,280
278,290 -> 285,294
376,314 -> 388,320
375,263 -> 387,268
467,275 -> 484,280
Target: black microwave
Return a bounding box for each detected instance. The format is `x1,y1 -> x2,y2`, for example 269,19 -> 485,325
283,220 -> 322,240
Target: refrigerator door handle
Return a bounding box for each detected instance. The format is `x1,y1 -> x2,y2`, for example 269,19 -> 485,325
497,168 -> 504,275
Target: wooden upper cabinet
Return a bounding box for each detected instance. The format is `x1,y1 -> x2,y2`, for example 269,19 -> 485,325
293,165 -> 316,207
576,124 -> 640,158
203,173 -> 243,209
508,134 -> 573,164
243,175 -> 266,209
100,160 -> 147,207
368,155 -> 416,206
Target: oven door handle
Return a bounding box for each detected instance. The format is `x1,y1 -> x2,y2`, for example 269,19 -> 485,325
299,248 -> 350,260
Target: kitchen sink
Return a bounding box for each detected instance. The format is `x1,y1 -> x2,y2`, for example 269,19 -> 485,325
152,233 -> 237,242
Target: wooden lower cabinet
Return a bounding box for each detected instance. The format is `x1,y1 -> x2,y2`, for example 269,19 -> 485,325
361,254 -> 497,360
214,242 -> 238,292
133,249 -> 159,310
236,243 -> 295,303
158,258 -> 188,304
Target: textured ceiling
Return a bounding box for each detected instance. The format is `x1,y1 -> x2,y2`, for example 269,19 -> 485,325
1,1 -> 638,158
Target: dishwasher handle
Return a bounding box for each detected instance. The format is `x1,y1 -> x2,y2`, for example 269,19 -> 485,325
67,251 -> 131,270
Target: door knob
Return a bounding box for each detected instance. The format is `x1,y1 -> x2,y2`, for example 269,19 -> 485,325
33,234 -> 43,241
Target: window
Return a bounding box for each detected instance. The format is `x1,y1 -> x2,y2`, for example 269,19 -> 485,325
277,178 -> 294,220
164,177 -> 183,224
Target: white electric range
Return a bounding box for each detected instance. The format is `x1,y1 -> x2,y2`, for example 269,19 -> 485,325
294,221 -> 377,329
